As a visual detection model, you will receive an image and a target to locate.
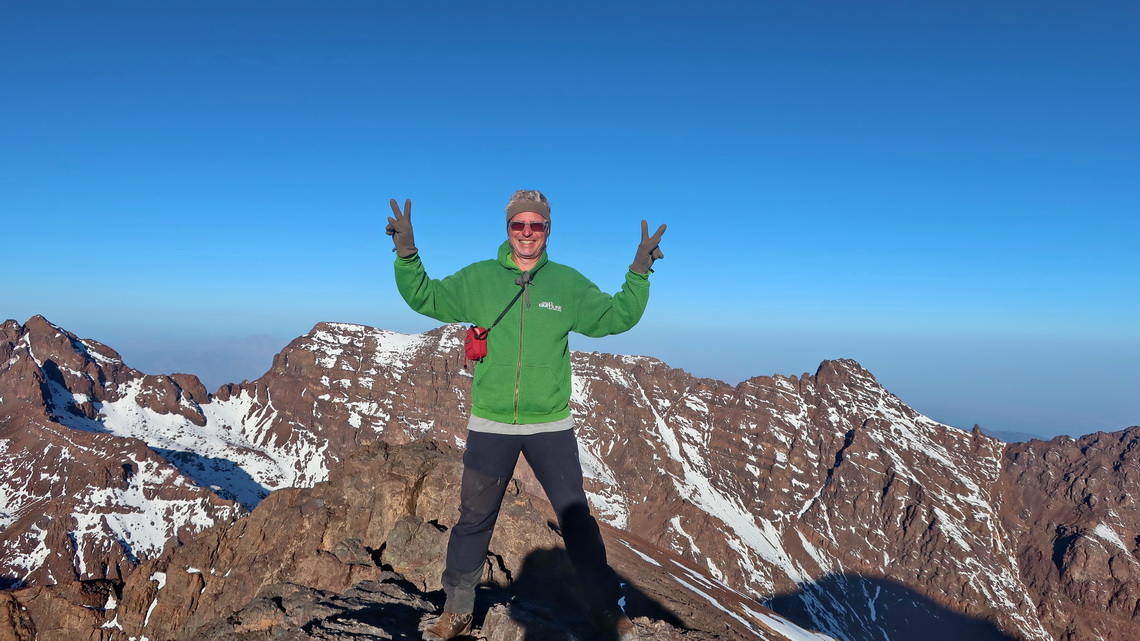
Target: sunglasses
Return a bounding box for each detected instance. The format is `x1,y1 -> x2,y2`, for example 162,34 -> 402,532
508,220 -> 549,233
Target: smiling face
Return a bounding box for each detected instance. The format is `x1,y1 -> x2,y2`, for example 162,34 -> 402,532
507,211 -> 549,270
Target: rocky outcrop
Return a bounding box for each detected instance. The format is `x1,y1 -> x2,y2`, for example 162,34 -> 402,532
1,439 -> 794,640
999,429 -> 1140,641
0,317 -> 244,588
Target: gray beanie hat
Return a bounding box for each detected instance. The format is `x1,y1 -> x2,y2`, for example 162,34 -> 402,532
505,189 -> 551,222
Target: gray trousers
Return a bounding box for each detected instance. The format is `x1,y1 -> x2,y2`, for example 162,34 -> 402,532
441,428 -> 622,614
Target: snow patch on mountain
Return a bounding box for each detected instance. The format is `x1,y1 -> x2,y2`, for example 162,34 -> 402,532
70,457 -> 224,573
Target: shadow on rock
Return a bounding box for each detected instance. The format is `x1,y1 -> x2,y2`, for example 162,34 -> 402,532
190,574 -> 437,641
470,546 -> 685,641
766,572 -> 1022,641
153,447 -> 269,510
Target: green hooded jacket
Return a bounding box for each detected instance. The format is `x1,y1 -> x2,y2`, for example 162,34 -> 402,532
394,241 -> 650,424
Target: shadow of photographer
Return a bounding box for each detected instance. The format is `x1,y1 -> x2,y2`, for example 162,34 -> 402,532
464,544 -> 683,641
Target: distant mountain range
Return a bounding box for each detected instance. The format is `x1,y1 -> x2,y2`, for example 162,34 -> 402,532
984,428 -> 1060,444
1,315 -> 1136,640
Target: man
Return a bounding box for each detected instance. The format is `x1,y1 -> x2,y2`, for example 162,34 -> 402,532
386,190 -> 665,641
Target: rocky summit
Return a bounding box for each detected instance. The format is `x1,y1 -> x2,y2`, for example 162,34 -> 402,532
1,315 -> 1137,641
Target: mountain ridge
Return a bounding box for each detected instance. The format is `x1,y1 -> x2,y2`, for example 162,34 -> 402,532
2,315 -> 1137,641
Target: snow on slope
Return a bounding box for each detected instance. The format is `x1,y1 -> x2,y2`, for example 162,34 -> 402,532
67,456 -> 224,572
46,376 -> 305,510
0,414 -> 245,585
570,355 -> 1052,641
615,534 -> 837,641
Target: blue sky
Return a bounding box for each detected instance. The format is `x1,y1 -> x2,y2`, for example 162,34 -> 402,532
4,1 -> 1137,440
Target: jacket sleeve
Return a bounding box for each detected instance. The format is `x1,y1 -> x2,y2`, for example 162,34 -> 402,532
572,270 -> 651,338
393,254 -> 469,324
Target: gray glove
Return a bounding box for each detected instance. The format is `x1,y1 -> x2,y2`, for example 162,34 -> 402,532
630,220 -> 667,274
386,198 -> 418,258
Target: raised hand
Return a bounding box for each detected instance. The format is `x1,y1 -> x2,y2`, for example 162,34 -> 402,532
386,198 -> 418,258
630,219 -> 666,274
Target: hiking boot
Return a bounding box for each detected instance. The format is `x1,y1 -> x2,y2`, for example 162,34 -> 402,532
595,608 -> 640,641
423,610 -> 473,640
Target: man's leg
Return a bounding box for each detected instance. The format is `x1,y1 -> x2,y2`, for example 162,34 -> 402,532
522,429 -> 624,612
440,431 -> 522,615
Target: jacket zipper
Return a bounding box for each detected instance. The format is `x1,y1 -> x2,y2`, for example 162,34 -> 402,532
513,295 -> 524,423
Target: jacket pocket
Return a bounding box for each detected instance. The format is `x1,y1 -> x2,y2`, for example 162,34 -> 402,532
517,365 -> 563,416
472,363 -> 515,415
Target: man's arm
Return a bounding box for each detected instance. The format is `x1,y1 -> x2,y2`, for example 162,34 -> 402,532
572,271 -> 651,338
393,254 -> 469,324
388,198 -> 467,323
574,219 -> 666,337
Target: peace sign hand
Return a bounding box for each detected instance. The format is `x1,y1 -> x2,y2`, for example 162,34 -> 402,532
386,198 -> 418,258
630,219 -> 667,274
